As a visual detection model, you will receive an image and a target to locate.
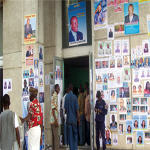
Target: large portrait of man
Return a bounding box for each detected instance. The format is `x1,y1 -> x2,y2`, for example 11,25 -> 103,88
124,2 -> 139,34
68,2 -> 87,46
125,4 -> 139,24
69,16 -> 83,42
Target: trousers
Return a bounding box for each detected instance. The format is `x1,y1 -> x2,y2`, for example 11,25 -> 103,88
96,122 -> 106,150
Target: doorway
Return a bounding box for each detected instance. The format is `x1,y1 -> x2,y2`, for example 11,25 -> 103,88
63,56 -> 90,147
0,68 -> 3,113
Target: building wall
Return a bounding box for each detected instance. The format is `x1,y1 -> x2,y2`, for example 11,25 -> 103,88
93,0 -> 150,149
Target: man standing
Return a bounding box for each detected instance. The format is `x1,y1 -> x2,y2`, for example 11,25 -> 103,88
125,4 -> 139,24
0,94 -> 20,150
20,87 -> 43,150
69,16 -> 83,42
64,84 -> 80,150
95,91 -> 108,150
50,84 -> 60,150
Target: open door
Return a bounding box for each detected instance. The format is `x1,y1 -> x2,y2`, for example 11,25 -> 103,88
89,52 -> 94,150
53,56 -> 64,144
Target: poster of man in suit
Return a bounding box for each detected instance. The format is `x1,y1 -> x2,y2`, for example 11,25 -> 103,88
68,2 -> 87,46
24,14 -> 36,44
124,2 -> 139,35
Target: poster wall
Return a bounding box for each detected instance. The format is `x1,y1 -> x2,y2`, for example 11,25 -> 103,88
68,1 -> 87,46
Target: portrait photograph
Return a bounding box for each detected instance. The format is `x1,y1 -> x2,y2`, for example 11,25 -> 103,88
117,57 -> 123,68
124,2 -> 139,35
105,129 -> 111,145
109,58 -> 115,68
140,115 -> 147,130
123,56 -> 130,66
126,120 -> 133,134
94,0 -> 107,30
126,136 -> 132,144
68,1 -> 87,46
137,131 -> 144,145
107,25 -> 114,40
144,80 -> 150,97
118,124 -> 123,135
133,106 -> 139,113
110,114 -> 117,130
104,41 -> 112,56
142,40 -> 150,56
114,22 -> 124,34
133,115 -> 140,130
25,45 -> 34,66
110,104 -> 117,112
145,132 -> 150,141
98,41 -> 104,57
122,39 -> 129,55
110,89 -> 116,103
24,14 -> 36,44
114,40 -> 121,56
119,98 -> 127,113
119,114 -> 126,121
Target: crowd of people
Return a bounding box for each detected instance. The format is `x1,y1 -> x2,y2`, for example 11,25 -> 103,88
0,83 -> 109,150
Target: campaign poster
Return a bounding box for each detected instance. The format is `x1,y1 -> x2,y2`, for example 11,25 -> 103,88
104,41 -> 112,56
112,134 -> 118,145
142,40 -> 150,56
105,129 -> 111,145
114,40 -> 121,56
107,25 -> 114,40
122,39 -> 129,55
98,41 -> 104,57
68,2 -> 87,46
39,45 -> 44,60
137,131 -> 144,145
119,98 -> 127,113
114,22 -> 124,34
147,15 -> 150,36
126,136 -> 132,144
140,115 -> 147,130
144,80 -> 150,97
25,45 -> 34,66
22,78 -> 29,96
24,14 -> 36,44
3,79 -> 12,94
124,2 -> 139,35
110,114 -> 117,130
145,132 -> 150,141
126,120 -> 133,134
133,115 -> 140,130
118,124 -> 123,135
94,0 -> 107,30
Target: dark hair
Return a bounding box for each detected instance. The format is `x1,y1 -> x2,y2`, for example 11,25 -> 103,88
138,136 -> 142,143
141,120 -> 146,128
2,94 -> 10,107
127,125 -> 131,133
96,91 -> 101,98
134,120 -> 138,128
55,84 -> 59,90
145,81 -> 150,90
128,4 -> 134,10
68,83 -> 73,91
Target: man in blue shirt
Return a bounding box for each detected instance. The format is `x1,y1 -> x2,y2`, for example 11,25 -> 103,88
64,84 -> 80,150
95,91 -> 108,150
